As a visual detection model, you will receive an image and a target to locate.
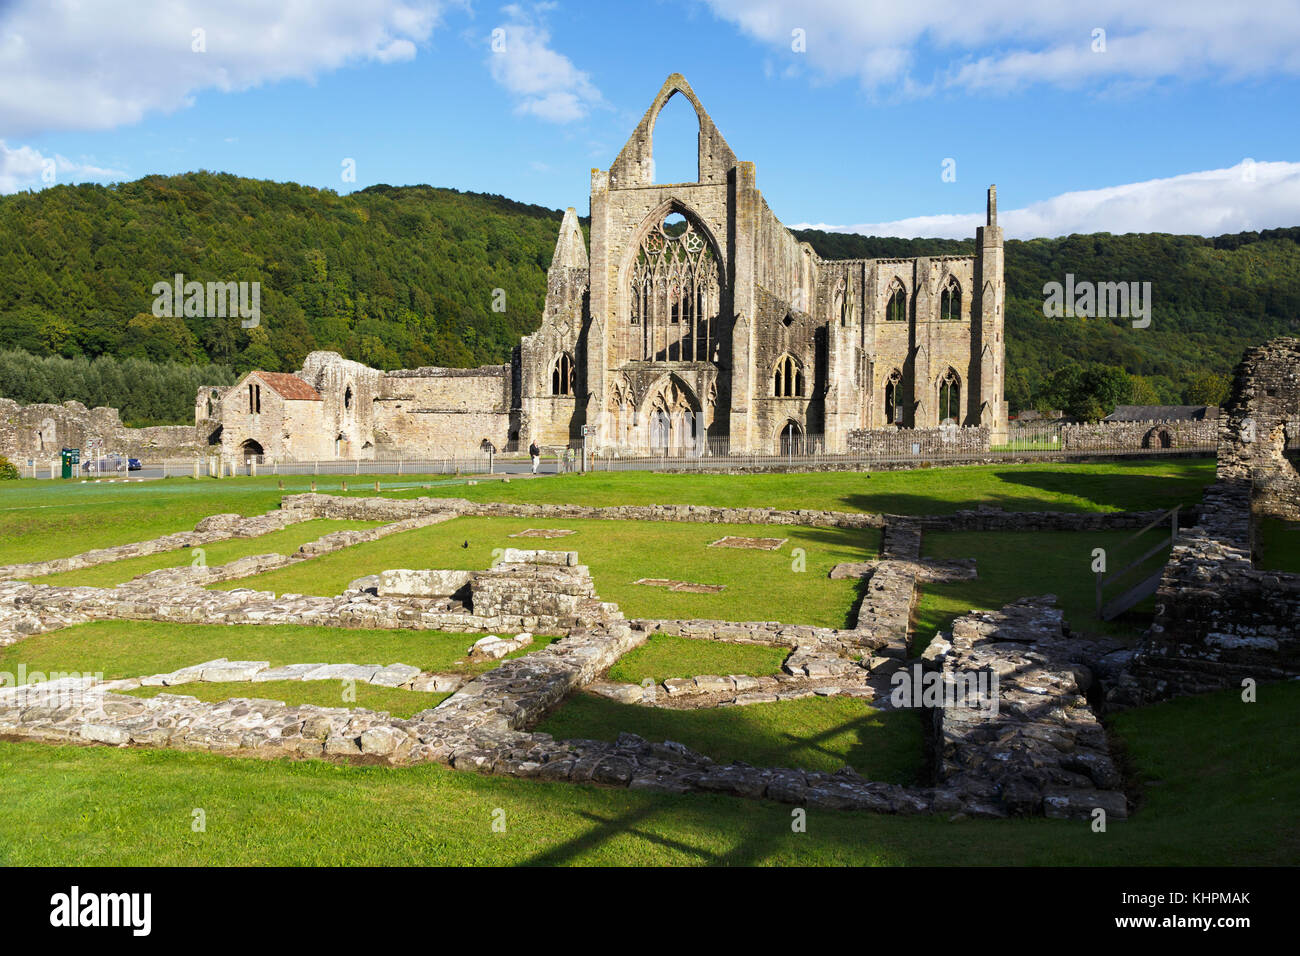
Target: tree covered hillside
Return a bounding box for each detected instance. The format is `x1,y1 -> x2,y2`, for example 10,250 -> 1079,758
0,172 -> 561,374
1,171 -> 1297,421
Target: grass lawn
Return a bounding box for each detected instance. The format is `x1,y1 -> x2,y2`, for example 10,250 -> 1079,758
538,692 -> 924,783
27,519 -> 385,588
126,680 -> 448,719
0,459 -> 1213,567
213,516 -> 878,628
0,473 -> 474,565
1,681 -> 1293,865
607,634 -> 790,684
427,459 -> 1214,515
1257,518 -> 1300,574
913,529 -> 1171,652
0,620 -> 556,682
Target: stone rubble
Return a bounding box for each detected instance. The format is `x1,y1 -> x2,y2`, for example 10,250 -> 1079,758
927,597 -> 1129,820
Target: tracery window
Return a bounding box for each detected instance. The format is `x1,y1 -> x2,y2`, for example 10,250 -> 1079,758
551,352 -> 574,396
940,276 -> 962,321
773,354 -> 804,397
884,369 -> 904,425
938,368 -> 962,423
885,281 -> 907,322
628,210 -> 722,362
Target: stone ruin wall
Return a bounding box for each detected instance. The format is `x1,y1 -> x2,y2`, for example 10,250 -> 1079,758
0,398 -> 205,464
846,425 -> 991,458
1110,338 -> 1300,706
1061,418 -> 1217,450
1217,337 -> 1300,521
374,365 -> 513,457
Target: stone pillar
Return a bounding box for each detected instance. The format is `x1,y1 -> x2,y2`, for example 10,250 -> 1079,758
974,185 -> 1007,442
728,161 -> 758,453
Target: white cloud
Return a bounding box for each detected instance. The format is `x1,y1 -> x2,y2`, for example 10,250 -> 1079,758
0,0 -> 449,136
795,161 -> 1300,239
0,140 -> 122,193
487,6 -> 603,123
700,0 -> 1300,94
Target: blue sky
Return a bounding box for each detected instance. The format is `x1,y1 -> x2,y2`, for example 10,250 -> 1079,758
3,0 -> 1300,239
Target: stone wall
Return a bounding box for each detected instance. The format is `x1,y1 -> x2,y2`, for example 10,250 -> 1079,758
846,425 -> 990,457
282,492 -> 1184,535
1061,419 -> 1217,451
1105,338 -> 1300,706
0,398 -> 205,463
1217,337 -> 1300,520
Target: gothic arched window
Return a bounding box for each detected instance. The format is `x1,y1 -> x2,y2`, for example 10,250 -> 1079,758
551,352 -> 574,396
628,208 -> 722,362
773,354 -> 804,398
940,276 -> 962,321
886,281 -> 907,322
938,368 -> 962,423
884,369 -> 904,425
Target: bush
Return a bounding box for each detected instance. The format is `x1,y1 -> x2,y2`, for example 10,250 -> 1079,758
0,455 -> 19,480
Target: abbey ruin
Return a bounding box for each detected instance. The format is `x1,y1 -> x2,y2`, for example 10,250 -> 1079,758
197,74 -> 1007,462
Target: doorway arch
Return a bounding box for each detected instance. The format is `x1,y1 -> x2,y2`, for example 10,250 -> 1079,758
778,420 -> 804,455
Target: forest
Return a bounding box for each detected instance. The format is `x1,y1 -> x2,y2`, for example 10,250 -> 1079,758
1,171 -> 1296,423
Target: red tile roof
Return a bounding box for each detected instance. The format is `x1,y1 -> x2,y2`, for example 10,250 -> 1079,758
250,371 -> 322,401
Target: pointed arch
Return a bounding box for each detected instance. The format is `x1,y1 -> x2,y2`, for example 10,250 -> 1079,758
647,90 -> 700,184
938,367 -> 962,424
772,353 -> 805,398
640,372 -> 703,456
622,200 -> 724,363
884,368 -> 904,425
885,279 -> 908,322
940,274 -> 962,321
551,351 -> 575,396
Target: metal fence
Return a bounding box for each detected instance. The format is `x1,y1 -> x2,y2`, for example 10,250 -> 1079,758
26,419 -> 1283,480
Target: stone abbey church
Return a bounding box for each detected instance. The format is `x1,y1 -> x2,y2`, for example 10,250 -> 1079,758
201,75 -> 1006,461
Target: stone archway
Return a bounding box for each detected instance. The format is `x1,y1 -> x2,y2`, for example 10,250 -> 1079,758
240,439 -> 263,463
641,374 -> 702,456
778,419 -> 804,455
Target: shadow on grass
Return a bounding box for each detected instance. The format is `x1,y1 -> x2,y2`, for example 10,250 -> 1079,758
537,693 -> 924,784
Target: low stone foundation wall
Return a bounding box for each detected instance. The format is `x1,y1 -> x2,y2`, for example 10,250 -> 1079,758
0,509 -> 309,582
925,598 -> 1128,820
282,492 -> 1188,535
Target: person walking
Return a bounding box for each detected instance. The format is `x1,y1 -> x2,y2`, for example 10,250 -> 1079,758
529,440 -> 540,475
565,446 -> 575,473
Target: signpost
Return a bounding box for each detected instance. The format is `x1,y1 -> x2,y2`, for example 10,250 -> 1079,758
60,447 -> 79,479
581,424 -> 597,473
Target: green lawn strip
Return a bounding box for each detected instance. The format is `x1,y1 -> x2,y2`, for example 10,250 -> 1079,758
0,461 -> 1213,566
0,682 -> 1294,865
213,516 -> 877,629
1256,518 -> 1300,573
27,519 -> 385,588
0,474 -> 477,565
126,679 -> 447,720
912,528 -> 1172,653
0,620 -> 556,682
537,692 -> 924,784
607,634 -> 789,684
398,459 -> 1215,515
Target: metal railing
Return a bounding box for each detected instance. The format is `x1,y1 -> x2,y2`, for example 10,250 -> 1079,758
1095,505 -> 1181,620
21,419 -> 1238,480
